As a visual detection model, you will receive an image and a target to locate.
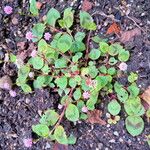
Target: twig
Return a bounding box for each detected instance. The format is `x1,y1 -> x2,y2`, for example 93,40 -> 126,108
92,11 -> 120,22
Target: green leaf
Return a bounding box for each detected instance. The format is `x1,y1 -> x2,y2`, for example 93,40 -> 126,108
99,42 -> 109,53
38,39 -> 48,54
89,49 -> 101,60
108,57 -> 118,65
117,88 -> 128,103
74,32 -> 85,42
55,76 -> 67,90
54,125 -> 68,145
72,52 -> 83,63
41,65 -> 50,74
88,65 -> 98,78
68,134 -> 76,145
59,7 -> 74,29
33,76 -> 46,89
57,34 -> 73,53
125,116 -> 144,136
21,84 -> 32,93
118,50 -> 130,62
70,41 -> 86,53
32,23 -> 45,42
29,56 -> 44,70
30,0 -> 38,16
95,76 -> 109,91
73,88 -> 81,100
32,124 -> 49,137
107,67 -> 116,75
9,53 -> 16,63
18,65 -> 30,82
108,43 -> 123,56
107,100 -> 121,116
40,109 -> 59,126
99,65 -> 107,74
69,78 -> 77,88
46,8 -> 60,27
124,97 -> 145,116
80,11 -> 96,30
128,72 -> 138,83
65,104 -> 79,122
127,83 -> 140,98
55,58 -> 67,68
92,36 -> 108,43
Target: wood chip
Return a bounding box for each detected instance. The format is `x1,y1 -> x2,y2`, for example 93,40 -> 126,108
82,0 -> 93,12
141,86 -> 150,107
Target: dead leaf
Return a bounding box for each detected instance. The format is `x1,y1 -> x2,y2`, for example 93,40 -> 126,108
141,86 -> 150,107
82,0 -> 93,12
120,28 -> 141,43
87,109 -> 106,125
106,22 -> 121,35
53,142 -> 68,150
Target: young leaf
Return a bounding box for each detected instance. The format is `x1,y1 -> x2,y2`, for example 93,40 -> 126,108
32,23 -> 45,42
80,11 -> 96,30
107,100 -> 121,116
127,83 -> 140,98
74,32 -> 85,42
57,34 -> 73,53
46,8 -> 60,27
118,50 -> 130,62
55,76 -> 67,90
107,67 -> 116,75
68,134 -> 76,145
21,84 -> 32,93
125,116 -> 144,136
70,41 -> 85,53
59,7 -> 74,29
55,58 -> 67,68
32,124 -> 49,137
128,72 -> 138,83
40,109 -> 59,126
30,0 -> 39,16
124,97 -> 145,116
33,76 -> 46,89
65,104 -> 79,122
108,43 -> 123,56
29,56 -> 44,70
89,49 -> 101,60
108,57 -> 118,65
117,88 -> 128,103
38,39 -> 48,53
73,88 -> 81,100
54,125 -> 68,145
99,42 -> 109,54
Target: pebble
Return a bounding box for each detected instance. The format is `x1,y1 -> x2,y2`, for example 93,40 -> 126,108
45,142 -> 51,149
119,138 -> 124,143
98,143 -> 103,149
113,131 -> 119,136
107,124 -> 110,128
109,139 -> 115,143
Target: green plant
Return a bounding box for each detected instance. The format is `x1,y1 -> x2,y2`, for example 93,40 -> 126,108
11,2 -> 147,145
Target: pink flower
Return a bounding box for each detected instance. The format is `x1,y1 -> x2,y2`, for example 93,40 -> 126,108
26,31 -> 33,41
119,62 -> 128,71
44,32 -> 51,41
58,104 -> 63,109
3,83 -> 11,90
30,50 -> 37,57
82,106 -> 88,113
9,90 -> 17,97
4,6 -> 13,15
83,91 -> 90,99
23,138 -> 32,148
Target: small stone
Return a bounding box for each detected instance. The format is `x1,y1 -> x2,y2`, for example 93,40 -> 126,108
0,75 -> 12,90
113,131 -> 119,136
98,143 -> 103,149
107,124 -> 110,128
119,138 -> 124,143
12,17 -> 18,25
45,142 -> 51,149
9,90 -> 17,97
25,98 -> 30,104
109,139 -> 115,143
106,113 -> 111,118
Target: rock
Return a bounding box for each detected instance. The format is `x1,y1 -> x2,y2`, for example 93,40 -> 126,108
109,139 -> 115,143
98,143 -> 103,149
45,142 -> 51,149
0,75 -> 12,90
113,131 -> 119,136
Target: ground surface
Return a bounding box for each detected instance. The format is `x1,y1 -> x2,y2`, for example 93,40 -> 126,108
0,0 -> 150,150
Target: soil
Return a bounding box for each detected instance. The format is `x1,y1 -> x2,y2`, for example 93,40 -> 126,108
0,0 -> 150,150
